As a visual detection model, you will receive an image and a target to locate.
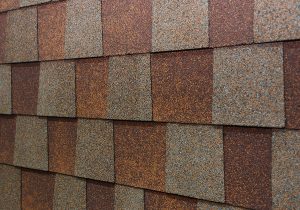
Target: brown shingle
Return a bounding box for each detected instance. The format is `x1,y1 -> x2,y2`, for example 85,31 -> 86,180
0,13 -> 7,63
87,180 -> 114,210
76,58 -> 108,118
145,190 -> 198,210
22,169 -> 55,210
0,0 -> 19,12
48,118 -> 77,175
224,127 -> 272,210
102,0 -> 152,55
115,121 -> 166,191
284,41 -> 300,129
5,7 -> 38,63
152,50 -> 213,124
38,1 -> 66,60
209,0 -> 254,47
12,63 -> 40,115
0,116 -> 16,164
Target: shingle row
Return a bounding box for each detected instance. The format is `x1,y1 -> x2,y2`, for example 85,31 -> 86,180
1,41 -> 299,128
0,0 -> 299,63
1,164 -> 250,209
0,115 -> 298,209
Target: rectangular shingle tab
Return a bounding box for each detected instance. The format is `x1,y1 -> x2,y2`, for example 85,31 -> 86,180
102,0 -> 152,55
166,124 -> 224,202
108,54 -> 152,121
254,0 -> 300,42
22,169 -> 55,210
0,115 -> 16,164
115,121 -> 166,191
152,50 -> 213,124
284,41 -> 300,129
209,0 -> 254,47
76,58 -> 108,118
75,119 -> 114,182
0,13 -> 7,63
64,0 -> 103,58
13,116 -> 48,170
145,190 -> 198,210
5,7 -> 38,63
12,63 -> 40,115
212,44 -> 284,127
38,1 -> 66,60
224,127 -> 272,210
53,174 -> 86,210
272,130 -> 300,209
48,118 -> 77,175
0,164 -> 21,210
37,61 -> 76,117
20,0 -> 50,7
0,65 -> 11,114
152,0 -> 209,52
87,180 -> 114,210
115,185 -> 144,210
0,0 -> 19,12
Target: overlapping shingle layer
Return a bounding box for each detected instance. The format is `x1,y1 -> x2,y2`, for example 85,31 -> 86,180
0,0 -> 299,209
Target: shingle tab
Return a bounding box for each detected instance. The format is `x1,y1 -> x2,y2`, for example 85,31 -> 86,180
284,41 -> 300,129
166,124 -> 224,202
5,7 -> 38,63
108,54 -> 152,121
152,0 -> 209,52
115,185 -> 144,210
0,65 -> 11,114
13,116 -> 48,171
75,119 -> 114,182
115,121 -> 166,191
53,174 -> 86,210
254,0 -> 300,42
0,0 -> 19,12
213,44 -> 284,127
76,58 -> 108,118
37,61 -> 76,117
87,180 -> 114,210
38,1 -> 66,60
64,0 -> 103,58
224,127 -> 272,210
209,0 -> 254,47
152,50 -> 213,124
145,190 -> 198,210
0,13 -> 7,63
48,118 -> 77,175
0,164 -> 21,210
0,116 -> 16,164
102,0 -> 151,55
272,130 -> 300,209
22,169 -> 55,210
12,63 -> 40,115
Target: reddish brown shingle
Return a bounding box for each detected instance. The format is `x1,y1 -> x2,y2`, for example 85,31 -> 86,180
102,0 -> 152,55
38,1 -> 66,60
0,13 -> 7,63
115,121 -> 166,191
152,50 -> 213,124
87,180 -> 114,210
76,58 -> 108,118
284,41 -> 300,129
22,169 -> 55,210
12,63 -> 40,115
0,115 -> 16,164
224,127 -> 272,210
145,190 -> 198,210
0,0 -> 19,12
209,0 -> 254,47
48,118 -> 77,175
